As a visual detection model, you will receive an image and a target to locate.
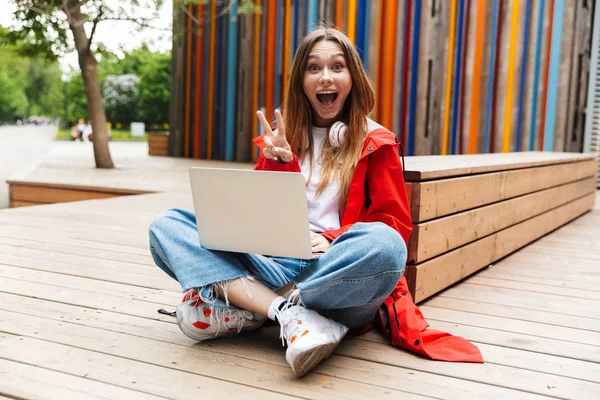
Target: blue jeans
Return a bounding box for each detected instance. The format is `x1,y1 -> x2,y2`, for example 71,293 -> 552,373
148,208 -> 407,329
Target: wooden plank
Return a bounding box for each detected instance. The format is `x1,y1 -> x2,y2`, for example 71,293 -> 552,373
424,295 -> 600,333
5,239 -> 155,266
0,292 -> 537,400
427,317 -> 600,364
10,199 -> 44,208
403,150 -> 595,181
411,159 -> 596,222
344,332 -> 598,399
0,264 -> 179,304
419,304 -> 600,351
465,276 -> 600,301
0,335 -> 294,400
0,224 -> 150,255
478,268 -> 600,291
0,355 -> 165,400
0,293 -> 564,400
0,310 -> 433,400
0,252 -> 174,294
0,294 -> 517,400
473,342 -> 600,384
407,192 -> 596,302
10,185 -> 138,204
435,283 -> 600,325
408,177 -> 596,262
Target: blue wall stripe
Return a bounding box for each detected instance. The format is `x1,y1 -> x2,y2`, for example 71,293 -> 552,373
543,0 -> 564,151
407,0 -> 422,156
307,0 -> 318,32
362,0 -> 371,71
356,0 -> 366,61
529,0 -> 545,151
225,0 -> 238,161
293,0 -> 299,55
515,0 -> 532,152
450,0 -> 466,155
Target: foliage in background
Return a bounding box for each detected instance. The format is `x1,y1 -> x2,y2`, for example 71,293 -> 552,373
102,74 -> 140,125
62,45 -> 171,128
0,25 -> 63,121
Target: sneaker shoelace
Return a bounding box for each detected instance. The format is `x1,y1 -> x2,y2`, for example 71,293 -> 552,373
277,306 -> 310,346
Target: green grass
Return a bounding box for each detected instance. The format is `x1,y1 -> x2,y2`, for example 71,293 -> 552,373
56,128 -> 150,141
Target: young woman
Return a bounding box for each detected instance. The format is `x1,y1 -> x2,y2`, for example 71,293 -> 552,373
149,26 -> 412,377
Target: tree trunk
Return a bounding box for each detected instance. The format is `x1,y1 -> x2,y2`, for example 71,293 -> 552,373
67,5 -> 115,168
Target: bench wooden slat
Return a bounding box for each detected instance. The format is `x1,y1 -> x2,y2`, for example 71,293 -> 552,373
410,159 -> 597,222
408,177 -> 596,263
405,192 -> 596,302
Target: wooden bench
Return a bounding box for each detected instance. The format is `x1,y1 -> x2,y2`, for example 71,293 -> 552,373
148,132 -> 169,156
402,152 -> 598,303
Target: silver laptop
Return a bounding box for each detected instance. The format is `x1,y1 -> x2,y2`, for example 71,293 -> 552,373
189,167 -> 314,259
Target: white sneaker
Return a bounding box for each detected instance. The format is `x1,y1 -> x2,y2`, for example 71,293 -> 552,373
278,305 -> 349,377
176,289 -> 267,341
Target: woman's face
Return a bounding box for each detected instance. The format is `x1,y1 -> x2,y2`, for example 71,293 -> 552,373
302,40 -> 352,128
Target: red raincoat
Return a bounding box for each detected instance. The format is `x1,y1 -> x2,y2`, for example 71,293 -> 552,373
253,126 -> 483,363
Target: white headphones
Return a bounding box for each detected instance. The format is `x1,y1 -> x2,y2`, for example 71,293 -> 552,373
329,121 -> 347,148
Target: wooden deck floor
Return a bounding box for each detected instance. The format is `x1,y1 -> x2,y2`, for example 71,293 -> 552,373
1,142 -> 599,399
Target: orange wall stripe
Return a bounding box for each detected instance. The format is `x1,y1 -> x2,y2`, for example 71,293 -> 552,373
502,0 -> 520,152
442,0 -> 458,155
348,0 -> 357,43
379,0 -> 398,129
336,0 -> 343,30
468,0 -> 487,154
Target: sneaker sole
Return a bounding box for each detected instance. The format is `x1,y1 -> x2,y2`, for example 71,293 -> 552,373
292,342 -> 338,378
292,327 -> 349,378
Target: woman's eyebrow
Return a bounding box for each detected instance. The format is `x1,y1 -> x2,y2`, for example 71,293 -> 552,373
307,52 -> 345,60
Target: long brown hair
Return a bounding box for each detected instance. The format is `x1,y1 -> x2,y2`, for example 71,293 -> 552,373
282,25 -> 375,211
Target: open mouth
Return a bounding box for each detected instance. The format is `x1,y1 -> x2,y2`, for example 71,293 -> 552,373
316,91 -> 338,107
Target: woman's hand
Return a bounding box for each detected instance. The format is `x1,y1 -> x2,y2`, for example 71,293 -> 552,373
310,232 -> 331,253
257,109 -> 294,163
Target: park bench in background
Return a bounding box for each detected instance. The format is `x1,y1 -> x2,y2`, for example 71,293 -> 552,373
403,151 -> 598,303
148,132 -> 169,156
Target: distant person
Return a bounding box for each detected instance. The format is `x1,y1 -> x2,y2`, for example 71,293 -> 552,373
76,119 -> 86,142
83,120 -> 93,142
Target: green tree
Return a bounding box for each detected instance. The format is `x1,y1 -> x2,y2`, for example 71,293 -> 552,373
25,58 -> 64,117
64,71 -> 88,124
138,51 -> 171,125
0,26 -> 29,121
8,0 -> 171,168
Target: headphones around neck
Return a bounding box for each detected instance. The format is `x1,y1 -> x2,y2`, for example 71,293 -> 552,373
329,121 -> 347,148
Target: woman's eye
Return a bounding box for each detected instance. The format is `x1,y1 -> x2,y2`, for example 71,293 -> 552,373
333,64 -> 344,70
308,65 -> 320,71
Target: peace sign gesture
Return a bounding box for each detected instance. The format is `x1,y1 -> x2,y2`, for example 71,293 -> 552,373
257,109 -> 294,163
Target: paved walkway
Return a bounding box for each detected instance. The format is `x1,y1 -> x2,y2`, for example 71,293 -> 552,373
0,125 -> 58,209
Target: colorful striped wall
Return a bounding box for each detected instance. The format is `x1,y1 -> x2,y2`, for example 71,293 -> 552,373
170,0 -> 593,160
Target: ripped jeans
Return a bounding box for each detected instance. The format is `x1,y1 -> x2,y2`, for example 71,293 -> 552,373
148,208 -> 407,329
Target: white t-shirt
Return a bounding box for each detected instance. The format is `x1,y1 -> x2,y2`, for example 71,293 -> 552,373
300,126 -> 341,233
